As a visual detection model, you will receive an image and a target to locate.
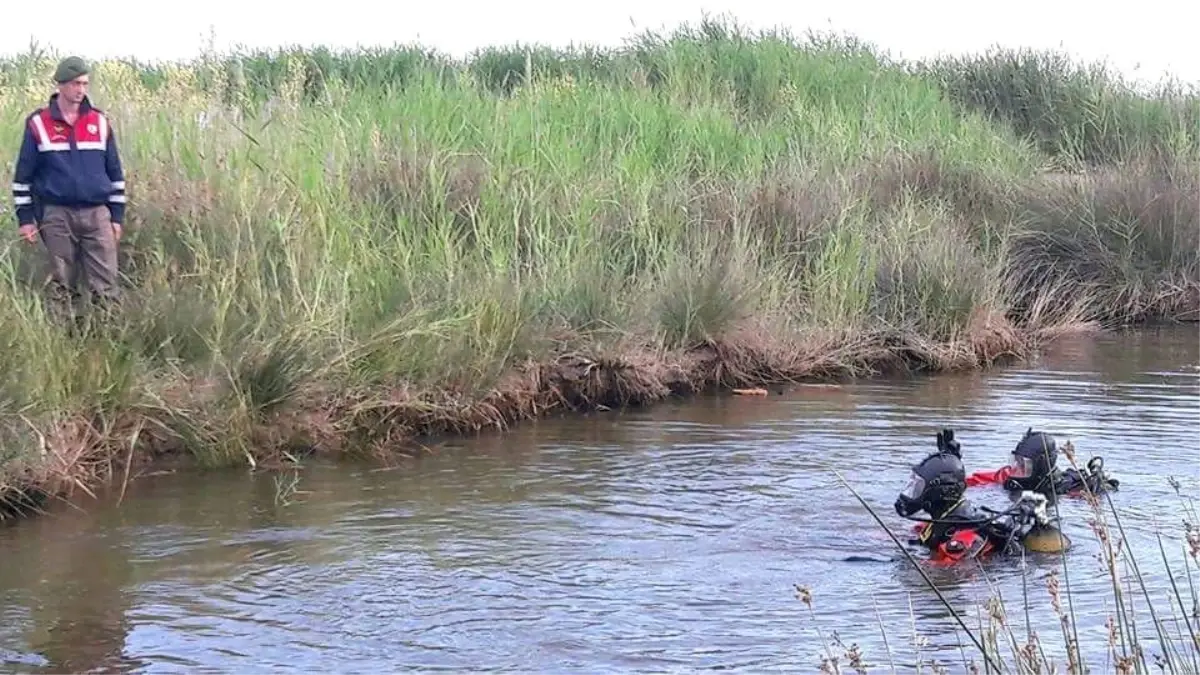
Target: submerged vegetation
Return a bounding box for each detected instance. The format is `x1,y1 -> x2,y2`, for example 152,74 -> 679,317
0,18 -> 1197,518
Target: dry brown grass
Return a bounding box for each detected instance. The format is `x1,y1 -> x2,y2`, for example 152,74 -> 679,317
1005,158 -> 1200,325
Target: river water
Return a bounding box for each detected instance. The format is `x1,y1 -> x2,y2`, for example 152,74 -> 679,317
1,326 -> 1197,674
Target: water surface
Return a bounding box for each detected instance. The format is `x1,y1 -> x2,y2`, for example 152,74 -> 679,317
1,325 -> 1198,673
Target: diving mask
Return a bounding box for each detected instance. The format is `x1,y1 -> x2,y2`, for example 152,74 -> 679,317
901,472 -> 925,501
894,472 -> 927,517
1008,453 -> 1035,479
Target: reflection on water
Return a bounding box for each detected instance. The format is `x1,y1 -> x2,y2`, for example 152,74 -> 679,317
1,325 -> 1197,673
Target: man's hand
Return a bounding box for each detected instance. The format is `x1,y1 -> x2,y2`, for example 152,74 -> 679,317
112,222 -> 122,241
18,224 -> 37,244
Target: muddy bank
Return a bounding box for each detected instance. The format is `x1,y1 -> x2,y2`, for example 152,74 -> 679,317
0,311 -> 1083,524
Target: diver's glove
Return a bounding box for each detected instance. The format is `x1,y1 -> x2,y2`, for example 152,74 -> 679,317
936,428 -> 961,458
1058,457 -> 1119,494
1087,456 -> 1120,491
1015,492 -> 1052,528
984,517 -> 1015,539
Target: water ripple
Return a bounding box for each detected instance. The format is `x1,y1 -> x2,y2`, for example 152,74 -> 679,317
0,328 -> 1197,673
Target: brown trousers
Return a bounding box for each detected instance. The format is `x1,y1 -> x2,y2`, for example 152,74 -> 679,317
38,204 -> 120,306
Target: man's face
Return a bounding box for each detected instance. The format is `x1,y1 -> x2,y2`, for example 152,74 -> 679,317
57,74 -> 89,104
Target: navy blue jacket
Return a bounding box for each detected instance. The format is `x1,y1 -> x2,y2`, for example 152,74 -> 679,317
10,93 -> 127,226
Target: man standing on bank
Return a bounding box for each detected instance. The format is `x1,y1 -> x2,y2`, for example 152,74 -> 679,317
10,56 -> 127,313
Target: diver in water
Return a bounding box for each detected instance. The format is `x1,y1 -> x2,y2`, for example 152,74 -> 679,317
894,429 -> 1063,563
965,428 -> 1119,498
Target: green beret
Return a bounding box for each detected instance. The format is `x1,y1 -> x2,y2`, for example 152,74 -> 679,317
54,56 -> 90,83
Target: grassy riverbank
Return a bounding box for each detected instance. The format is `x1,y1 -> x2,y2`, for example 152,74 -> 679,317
0,19 -> 1197,518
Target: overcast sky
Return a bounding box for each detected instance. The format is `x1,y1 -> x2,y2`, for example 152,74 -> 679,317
2,0 -> 1196,86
